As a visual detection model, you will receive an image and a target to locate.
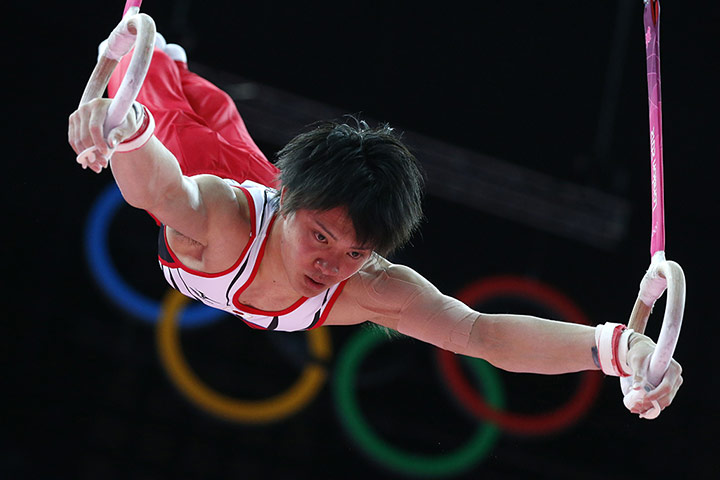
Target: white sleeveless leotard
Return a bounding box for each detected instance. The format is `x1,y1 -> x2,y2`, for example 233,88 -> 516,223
158,180 -> 347,331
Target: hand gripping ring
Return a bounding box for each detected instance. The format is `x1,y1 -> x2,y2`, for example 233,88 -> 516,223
624,251 -> 686,418
77,8 -> 156,170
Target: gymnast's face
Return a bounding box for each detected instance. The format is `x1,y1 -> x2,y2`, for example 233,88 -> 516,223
279,206 -> 371,297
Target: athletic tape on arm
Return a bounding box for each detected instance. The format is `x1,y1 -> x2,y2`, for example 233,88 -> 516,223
76,102 -> 155,171
594,323 -> 632,377
114,103 -> 155,152
359,264 -> 477,353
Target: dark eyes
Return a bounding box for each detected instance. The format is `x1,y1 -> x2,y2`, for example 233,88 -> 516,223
313,232 -> 364,260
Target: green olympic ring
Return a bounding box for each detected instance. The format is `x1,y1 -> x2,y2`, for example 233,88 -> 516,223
333,327 -> 505,478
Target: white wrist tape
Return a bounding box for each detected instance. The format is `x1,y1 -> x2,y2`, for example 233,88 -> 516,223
114,103 -> 155,153
76,103 -> 155,173
594,322 -> 633,377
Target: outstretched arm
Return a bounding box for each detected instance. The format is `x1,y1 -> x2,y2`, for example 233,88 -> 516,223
347,257 -> 682,417
357,261 -> 596,374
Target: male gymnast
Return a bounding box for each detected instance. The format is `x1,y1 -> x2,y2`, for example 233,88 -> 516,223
68,37 -> 682,419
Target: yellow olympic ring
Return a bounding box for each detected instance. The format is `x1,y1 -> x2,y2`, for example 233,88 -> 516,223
157,290 -> 331,423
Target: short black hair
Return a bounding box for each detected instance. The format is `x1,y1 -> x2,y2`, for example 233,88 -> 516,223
275,118 -> 424,256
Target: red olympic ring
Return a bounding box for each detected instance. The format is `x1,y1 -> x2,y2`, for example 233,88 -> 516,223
436,276 -> 603,436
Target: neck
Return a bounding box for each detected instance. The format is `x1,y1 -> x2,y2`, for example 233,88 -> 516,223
252,213 -> 296,299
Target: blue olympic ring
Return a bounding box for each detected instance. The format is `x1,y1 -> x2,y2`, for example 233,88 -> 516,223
84,182 -> 223,327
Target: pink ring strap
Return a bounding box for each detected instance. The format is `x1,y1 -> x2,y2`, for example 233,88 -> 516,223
123,1 -> 143,18
627,1 -> 685,389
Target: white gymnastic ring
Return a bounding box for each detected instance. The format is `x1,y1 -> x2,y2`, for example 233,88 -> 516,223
646,259 -> 685,386
79,12 -> 156,138
628,252 -> 686,387
76,12 -> 155,171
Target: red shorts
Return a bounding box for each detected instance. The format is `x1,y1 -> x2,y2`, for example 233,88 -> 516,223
108,48 -> 279,187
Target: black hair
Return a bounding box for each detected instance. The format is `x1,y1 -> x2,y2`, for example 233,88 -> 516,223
275,118 -> 425,256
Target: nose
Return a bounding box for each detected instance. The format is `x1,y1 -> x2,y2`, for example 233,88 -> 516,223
315,258 -> 339,276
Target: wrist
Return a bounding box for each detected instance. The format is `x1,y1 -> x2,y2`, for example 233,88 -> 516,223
594,323 -> 633,377
114,102 -> 155,153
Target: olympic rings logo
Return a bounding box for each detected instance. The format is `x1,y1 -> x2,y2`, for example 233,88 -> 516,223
437,277 -> 603,436
157,290 -> 331,423
84,183 -> 223,327
85,183 -> 603,478
333,327 -> 504,477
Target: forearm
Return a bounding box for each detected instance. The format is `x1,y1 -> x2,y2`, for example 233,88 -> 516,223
110,136 -> 187,211
467,313 -> 598,374
70,99 -> 208,239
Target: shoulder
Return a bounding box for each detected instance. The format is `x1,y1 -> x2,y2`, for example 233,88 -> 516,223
166,175 -> 255,271
188,175 -> 260,230
325,254 -> 436,327
354,254 -> 433,297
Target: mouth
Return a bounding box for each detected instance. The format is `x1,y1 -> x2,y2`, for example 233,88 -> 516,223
304,275 -> 326,288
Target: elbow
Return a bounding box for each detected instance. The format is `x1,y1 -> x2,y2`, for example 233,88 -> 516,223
116,182 -> 161,212
114,166 -> 189,214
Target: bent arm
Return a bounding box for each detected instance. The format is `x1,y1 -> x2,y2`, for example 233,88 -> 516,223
69,97 -> 236,244
109,137 -> 212,243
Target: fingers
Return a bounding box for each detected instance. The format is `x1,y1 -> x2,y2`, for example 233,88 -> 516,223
624,383 -> 663,419
69,98 -> 114,171
68,99 -> 109,152
88,103 -> 112,157
645,360 -> 683,408
626,337 -> 652,384
621,336 -> 683,419
627,390 -> 657,415
76,146 -> 110,173
106,125 -> 127,149
68,109 -> 83,155
622,358 -> 683,419
639,400 -> 661,420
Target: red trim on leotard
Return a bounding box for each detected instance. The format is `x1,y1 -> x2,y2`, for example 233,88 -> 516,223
236,317 -> 266,330
231,214 -> 310,316
157,186 -> 256,278
309,279 -> 349,329
235,297 -> 308,317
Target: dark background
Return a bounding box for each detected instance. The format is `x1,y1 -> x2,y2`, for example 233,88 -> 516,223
7,1 -> 718,479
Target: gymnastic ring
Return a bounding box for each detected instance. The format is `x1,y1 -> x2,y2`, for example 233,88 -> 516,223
334,327 -> 503,478
84,182 -> 223,327
157,290 -> 331,424
76,7 -> 155,170
627,252 -> 685,387
79,8 -> 155,130
436,276 -> 602,436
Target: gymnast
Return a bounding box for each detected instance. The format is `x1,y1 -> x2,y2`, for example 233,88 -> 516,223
68,35 -> 682,419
